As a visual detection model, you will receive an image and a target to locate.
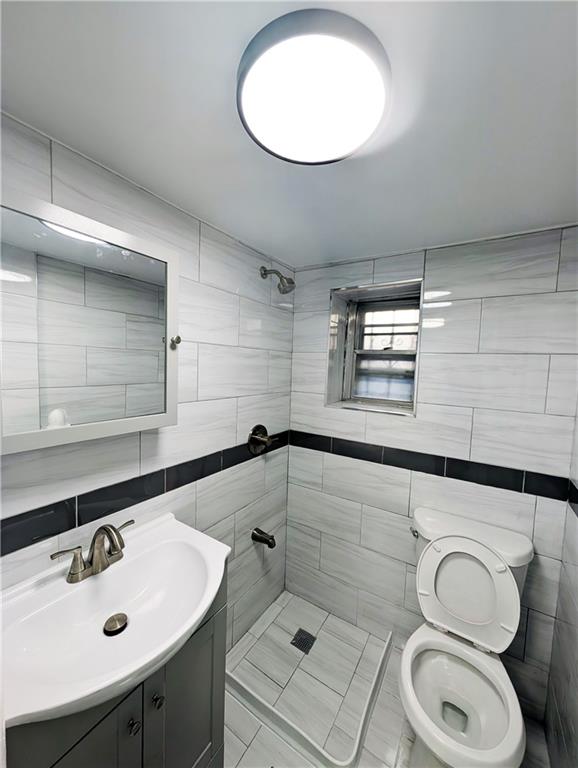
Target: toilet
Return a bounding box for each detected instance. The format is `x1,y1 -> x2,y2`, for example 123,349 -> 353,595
399,507 -> 534,768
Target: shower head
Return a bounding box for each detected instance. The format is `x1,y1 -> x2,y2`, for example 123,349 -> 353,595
259,266 -> 296,294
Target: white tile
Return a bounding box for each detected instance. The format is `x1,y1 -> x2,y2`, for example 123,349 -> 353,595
37,256 -> 84,305
373,251 -> 425,284
87,348 -> 159,385
294,261 -> 374,311
300,626 -> 362,695
425,231 -> 560,300
557,226 -> 577,291
288,484 -> 361,544
291,391 -> 366,441
1,115 -> 51,199
227,633 -> 258,673
140,398 -> 237,472
361,505 -> 416,564
225,693 -> 260,746
178,341 -> 198,403
126,315 -> 164,350
418,353 -> 549,412
502,655 -> 548,721
291,352 -> 327,393
366,403 -> 472,459
198,344 -> 268,399
234,484 -> 286,556
534,498 -> 566,559
546,355 -> 578,416
275,594 -> 328,635
40,385 -> 125,426
287,522 -> 321,568
85,268 -> 158,316
1,341 -> 38,389
268,351 -> 291,393
237,723 -> 314,768
1,388 -> 39,434
179,278 -> 239,346
125,383 -> 164,417
1,294 -> 37,343
293,311 -> 330,352
471,409 -> 574,475
285,558 -> 358,624
269,261 -> 295,312
247,601 -> 284,639
197,457 -> 265,530
420,299 -> 481,353
38,299 -> 125,348
224,726 -> 246,768
1,433 -> 140,517
321,535 -> 406,605
288,446 -> 323,490
52,144 -> 200,279
322,453 -> 410,515
525,610 -> 555,670
480,291 -> 578,354
200,224 -> 270,303
322,613 -> 369,651
229,545 -> 267,606
333,671 -> 373,738
232,659 -> 283,706
403,566 -> 420,615
357,590 -> 422,646
246,623 -> 302,686
275,668 -> 342,744
264,446 -> 288,490
236,393 -> 290,442
522,554 -> 561,617
409,471 -> 536,538
39,344 -> 86,387
0,243 -> 37,297
232,558 -> 285,643
204,512 -> 235,553
239,298 -> 292,351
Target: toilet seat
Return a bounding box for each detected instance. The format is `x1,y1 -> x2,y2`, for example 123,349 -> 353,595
416,534 -> 520,652
400,624 -> 525,768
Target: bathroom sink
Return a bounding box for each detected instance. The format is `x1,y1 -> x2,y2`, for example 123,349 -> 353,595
2,513 -> 230,727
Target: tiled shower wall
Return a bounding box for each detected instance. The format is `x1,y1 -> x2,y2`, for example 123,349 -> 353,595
1,252 -> 166,433
287,228 -> 578,720
0,114 -> 291,646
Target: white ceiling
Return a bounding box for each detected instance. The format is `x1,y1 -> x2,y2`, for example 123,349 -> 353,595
2,1 -> 576,269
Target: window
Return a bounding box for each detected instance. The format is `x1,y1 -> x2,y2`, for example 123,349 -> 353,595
326,280 -> 422,414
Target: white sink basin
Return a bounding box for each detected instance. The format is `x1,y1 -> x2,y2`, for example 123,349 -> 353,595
2,513 -> 230,727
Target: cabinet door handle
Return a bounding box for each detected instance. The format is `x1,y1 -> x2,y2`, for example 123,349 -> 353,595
127,718 -> 142,736
152,694 -> 166,710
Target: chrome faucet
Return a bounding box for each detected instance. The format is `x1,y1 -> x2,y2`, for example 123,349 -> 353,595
50,519 -> 135,583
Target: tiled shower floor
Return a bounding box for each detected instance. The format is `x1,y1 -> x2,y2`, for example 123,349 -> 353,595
225,591 -> 552,768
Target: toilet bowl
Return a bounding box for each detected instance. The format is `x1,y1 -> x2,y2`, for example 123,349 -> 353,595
398,509 -> 534,768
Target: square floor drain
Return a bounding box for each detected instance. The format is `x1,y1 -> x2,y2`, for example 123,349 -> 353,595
291,628 -> 316,654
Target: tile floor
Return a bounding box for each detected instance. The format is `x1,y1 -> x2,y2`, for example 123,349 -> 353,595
225,591 -> 552,768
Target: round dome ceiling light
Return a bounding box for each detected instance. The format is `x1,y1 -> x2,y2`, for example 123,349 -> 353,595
237,9 -> 391,165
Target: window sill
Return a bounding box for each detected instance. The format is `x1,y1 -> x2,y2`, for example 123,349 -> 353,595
325,398 -> 416,417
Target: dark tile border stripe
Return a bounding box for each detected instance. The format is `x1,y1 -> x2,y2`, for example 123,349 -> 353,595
3,428 -> 572,558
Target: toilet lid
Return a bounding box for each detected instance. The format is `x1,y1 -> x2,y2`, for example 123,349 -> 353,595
416,535 -> 520,653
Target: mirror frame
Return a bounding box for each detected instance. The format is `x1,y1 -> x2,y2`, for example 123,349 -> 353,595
1,189 -> 180,455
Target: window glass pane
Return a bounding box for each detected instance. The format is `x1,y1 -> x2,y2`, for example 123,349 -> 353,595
352,357 -> 416,402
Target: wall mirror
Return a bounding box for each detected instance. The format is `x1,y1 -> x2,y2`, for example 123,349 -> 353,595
0,192 -> 179,455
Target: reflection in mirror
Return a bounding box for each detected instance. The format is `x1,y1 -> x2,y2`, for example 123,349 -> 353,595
0,207 -> 167,437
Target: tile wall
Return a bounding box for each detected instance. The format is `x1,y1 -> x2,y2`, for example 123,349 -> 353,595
288,227 -> 577,720
0,114 -> 291,646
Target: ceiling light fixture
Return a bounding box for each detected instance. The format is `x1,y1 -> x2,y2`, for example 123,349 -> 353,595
237,9 -> 390,164
42,221 -> 107,246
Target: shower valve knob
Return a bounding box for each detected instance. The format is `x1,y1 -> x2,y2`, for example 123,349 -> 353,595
248,424 -> 278,455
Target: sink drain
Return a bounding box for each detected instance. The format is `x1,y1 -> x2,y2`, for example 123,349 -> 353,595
103,612 -> 128,636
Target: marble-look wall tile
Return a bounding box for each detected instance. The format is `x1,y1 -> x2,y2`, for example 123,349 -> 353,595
287,483 -> 361,544
38,299 -> 125,348
85,268 -> 158,317
322,453 -> 410,515
525,610 -> 555,670
424,230 -> 560,300
546,355 -> 578,416
480,291 -> 578,354
179,278 -> 239,346
0,244 -> 37,297
1,388 -> 39,434
1,114 -> 51,200
418,353 -> 549,412
420,299 -> 481,353
197,457 -> 265,531
285,558 -> 358,624
38,344 -> 86,387
265,447 -> 288,490
291,352 -> 327,394
1,342 -> 38,389
522,554 -> 561,616
1,433 -> 140,517
471,408 -> 574,475
236,393 -> 290,442
290,392 -> 366,441
140,399 -> 237,472
87,348 -> 159,385
287,522 -> 321,569
126,315 -> 164,350
292,311 -> 330,353
268,351 -> 291,393
37,256 -> 84,305
198,344 -> 269,400
357,589 -> 422,647
200,224 -> 270,303
125,383 -> 164,417
178,341 -> 198,403
361,505 -> 416,565
288,447 -> 324,490
1,294 -> 38,343
40,385 -> 125,426
403,566 -> 420,615
373,251 -> 424,284
234,484 -> 286,556
366,403 -> 472,459
294,261 -> 374,312
239,299 -> 292,351
503,655 -> 548,721
52,144 -> 200,279
232,558 -> 285,643
409,472 -> 536,537
557,227 -> 577,291
533,498 -> 566,559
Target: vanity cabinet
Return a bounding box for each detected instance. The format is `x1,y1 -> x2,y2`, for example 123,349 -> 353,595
6,578 -> 227,768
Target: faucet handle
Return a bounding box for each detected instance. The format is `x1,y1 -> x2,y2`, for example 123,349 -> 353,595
117,519 -> 135,533
50,546 -> 86,577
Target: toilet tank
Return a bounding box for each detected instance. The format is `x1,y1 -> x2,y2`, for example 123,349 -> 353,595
412,507 -> 534,594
